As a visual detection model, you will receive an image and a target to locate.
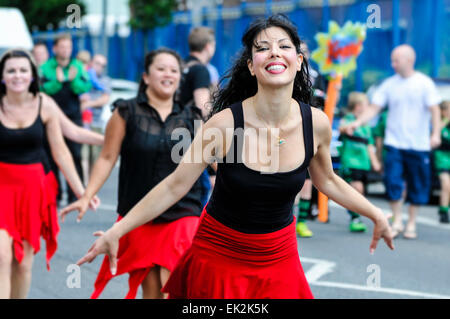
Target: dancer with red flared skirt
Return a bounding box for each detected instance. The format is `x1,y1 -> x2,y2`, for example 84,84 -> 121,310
61,48 -> 204,299
65,15 -> 394,299
0,49 -> 97,299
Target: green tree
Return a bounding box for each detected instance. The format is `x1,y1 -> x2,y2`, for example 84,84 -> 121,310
0,0 -> 86,31
128,0 -> 177,30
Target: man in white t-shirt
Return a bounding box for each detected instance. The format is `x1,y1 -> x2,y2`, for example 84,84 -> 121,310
343,44 -> 441,239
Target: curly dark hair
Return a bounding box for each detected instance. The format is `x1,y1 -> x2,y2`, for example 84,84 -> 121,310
209,14 -> 313,119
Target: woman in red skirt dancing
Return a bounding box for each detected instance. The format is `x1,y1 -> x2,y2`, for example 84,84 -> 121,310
61,48 -> 204,299
0,49 -> 97,299
67,15 -> 394,299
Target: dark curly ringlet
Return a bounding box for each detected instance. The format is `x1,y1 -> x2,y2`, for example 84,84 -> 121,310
0,49 -> 40,108
209,14 -> 313,119
137,47 -> 184,101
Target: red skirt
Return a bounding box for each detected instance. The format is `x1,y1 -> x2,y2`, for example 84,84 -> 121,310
0,162 -> 60,270
162,209 -> 314,299
91,215 -> 200,299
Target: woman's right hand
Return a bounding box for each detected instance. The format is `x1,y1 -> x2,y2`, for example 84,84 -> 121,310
77,228 -> 119,275
59,196 -> 90,223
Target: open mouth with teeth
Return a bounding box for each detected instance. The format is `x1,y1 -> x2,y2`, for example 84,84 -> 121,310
265,63 -> 287,74
161,80 -> 174,86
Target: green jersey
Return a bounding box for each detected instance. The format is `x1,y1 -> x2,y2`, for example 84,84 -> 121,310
434,120 -> 450,172
372,109 -> 388,139
338,113 -> 374,171
39,57 -> 91,95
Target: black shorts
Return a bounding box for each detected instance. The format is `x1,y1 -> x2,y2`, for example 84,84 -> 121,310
341,168 -> 370,184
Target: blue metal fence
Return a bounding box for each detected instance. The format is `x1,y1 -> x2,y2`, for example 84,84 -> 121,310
32,0 -> 450,100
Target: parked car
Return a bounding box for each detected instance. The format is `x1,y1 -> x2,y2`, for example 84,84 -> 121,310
0,8 -> 33,56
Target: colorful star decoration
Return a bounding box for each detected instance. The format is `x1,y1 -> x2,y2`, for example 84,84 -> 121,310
311,21 -> 366,78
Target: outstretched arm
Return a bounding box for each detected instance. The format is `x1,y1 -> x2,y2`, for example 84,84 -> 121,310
65,110 -> 229,273
41,94 -> 99,209
429,104 -> 441,148
99,112 -> 222,234
342,104 -> 382,135
53,100 -> 104,145
308,109 -> 394,253
59,108 -> 124,222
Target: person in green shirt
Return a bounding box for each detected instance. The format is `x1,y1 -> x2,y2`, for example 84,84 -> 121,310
372,108 -> 388,164
40,33 -> 92,204
434,100 -> 450,223
339,92 -> 381,232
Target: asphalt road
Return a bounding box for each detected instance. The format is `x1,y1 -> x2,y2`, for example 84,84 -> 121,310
28,167 -> 450,299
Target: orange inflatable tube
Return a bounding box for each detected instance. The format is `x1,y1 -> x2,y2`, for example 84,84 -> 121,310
318,74 -> 342,223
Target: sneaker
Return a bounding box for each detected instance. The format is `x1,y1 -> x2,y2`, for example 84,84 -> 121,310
439,211 -> 449,224
349,219 -> 367,232
296,222 -> 313,238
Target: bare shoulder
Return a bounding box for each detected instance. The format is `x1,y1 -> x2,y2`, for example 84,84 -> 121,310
311,107 -> 332,143
203,108 -> 235,159
204,108 -> 234,133
39,93 -> 60,123
311,107 -> 331,131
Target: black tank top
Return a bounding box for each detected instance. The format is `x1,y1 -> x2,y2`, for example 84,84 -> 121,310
206,101 -> 314,234
0,95 -> 45,164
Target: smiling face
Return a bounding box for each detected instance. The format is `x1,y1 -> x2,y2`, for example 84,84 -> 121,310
247,27 -> 303,89
2,57 -> 34,94
143,52 -> 181,100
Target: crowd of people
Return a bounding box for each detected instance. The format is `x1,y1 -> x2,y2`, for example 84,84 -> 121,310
0,13 -> 446,299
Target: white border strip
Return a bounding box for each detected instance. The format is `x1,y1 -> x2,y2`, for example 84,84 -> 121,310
310,280 -> 450,299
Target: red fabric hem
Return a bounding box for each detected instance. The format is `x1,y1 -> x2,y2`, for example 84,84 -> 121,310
91,215 -> 199,299
0,162 -> 60,270
162,209 -> 314,299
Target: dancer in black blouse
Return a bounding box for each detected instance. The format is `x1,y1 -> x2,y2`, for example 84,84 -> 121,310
61,48 -> 203,299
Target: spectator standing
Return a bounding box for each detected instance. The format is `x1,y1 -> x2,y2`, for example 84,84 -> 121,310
40,33 -> 92,204
80,54 -> 111,178
343,45 -> 441,239
338,92 -> 381,232
434,101 -> 450,223
179,26 -> 217,207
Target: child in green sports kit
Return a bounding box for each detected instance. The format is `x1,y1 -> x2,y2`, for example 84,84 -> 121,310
434,101 -> 450,224
372,108 -> 388,164
338,92 -> 382,232
293,179 -> 314,238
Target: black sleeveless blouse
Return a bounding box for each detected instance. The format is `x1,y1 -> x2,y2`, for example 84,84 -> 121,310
206,101 -> 314,233
114,93 -> 204,222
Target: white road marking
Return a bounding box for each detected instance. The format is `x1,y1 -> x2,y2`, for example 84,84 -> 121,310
97,203 -> 117,211
301,257 -> 450,299
301,257 -> 336,283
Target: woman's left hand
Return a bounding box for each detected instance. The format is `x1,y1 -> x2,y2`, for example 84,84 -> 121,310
88,195 -> 101,211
